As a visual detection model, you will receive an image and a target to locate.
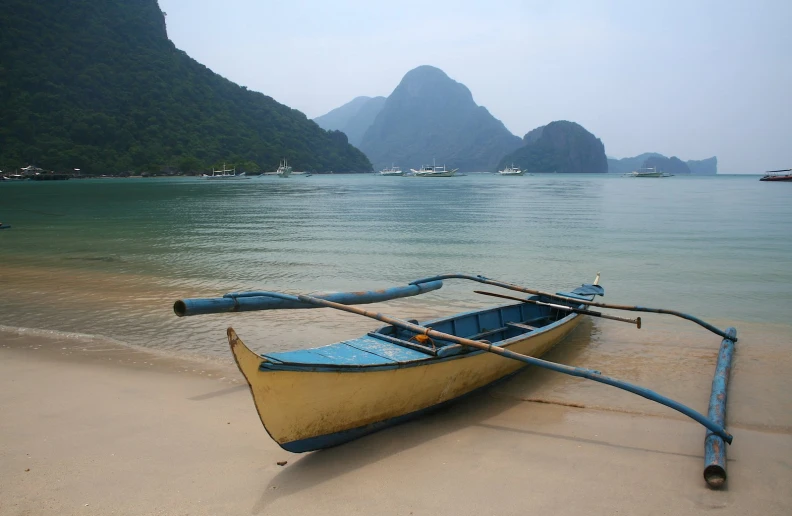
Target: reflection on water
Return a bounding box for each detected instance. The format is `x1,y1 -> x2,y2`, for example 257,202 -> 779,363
1,174 -> 791,428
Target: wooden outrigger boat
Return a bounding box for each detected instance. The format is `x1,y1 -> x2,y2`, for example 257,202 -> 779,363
175,273 -> 738,487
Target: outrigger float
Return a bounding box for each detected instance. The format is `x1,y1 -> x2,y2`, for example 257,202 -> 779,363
174,273 -> 737,488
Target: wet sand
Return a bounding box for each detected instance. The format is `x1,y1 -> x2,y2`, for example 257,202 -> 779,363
2,330 -> 791,516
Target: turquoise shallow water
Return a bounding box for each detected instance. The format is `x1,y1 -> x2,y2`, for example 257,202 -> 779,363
1,174 -> 791,427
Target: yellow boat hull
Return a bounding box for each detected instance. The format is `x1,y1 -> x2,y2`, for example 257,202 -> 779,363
228,311 -> 582,452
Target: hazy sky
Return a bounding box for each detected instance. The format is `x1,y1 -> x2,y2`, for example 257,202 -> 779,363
158,0 -> 791,173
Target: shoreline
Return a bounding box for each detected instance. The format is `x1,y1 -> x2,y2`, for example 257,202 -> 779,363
2,331 -> 791,515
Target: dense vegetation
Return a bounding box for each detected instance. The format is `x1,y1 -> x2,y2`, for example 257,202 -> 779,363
358,66 -> 522,172
0,0 -> 371,174
314,96 -> 386,148
498,121 -> 607,173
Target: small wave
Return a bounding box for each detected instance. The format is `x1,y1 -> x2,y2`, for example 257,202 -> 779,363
0,324 -> 131,347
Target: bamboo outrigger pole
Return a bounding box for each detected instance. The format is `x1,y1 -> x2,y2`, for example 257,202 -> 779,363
410,274 -> 735,341
474,290 -> 642,327
246,290 -> 733,445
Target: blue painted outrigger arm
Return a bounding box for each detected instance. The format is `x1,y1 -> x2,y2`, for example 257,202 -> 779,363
173,280 -> 443,317
410,273 -> 735,341
704,327 -> 737,487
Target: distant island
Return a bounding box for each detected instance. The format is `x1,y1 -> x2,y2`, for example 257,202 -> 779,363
497,121 -> 607,174
316,66 -> 522,172
0,0 -> 372,175
607,154 -> 717,175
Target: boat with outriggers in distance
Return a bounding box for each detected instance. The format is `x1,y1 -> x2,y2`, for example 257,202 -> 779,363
380,164 -> 404,176
411,160 -> 458,177
174,271 -> 739,487
625,166 -> 670,178
202,164 -> 250,180
759,168 -> 792,182
498,164 -> 526,176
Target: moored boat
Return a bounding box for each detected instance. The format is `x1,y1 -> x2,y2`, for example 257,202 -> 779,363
276,159 -> 293,178
174,272 -> 739,484
625,166 -> 667,178
202,164 -> 249,180
175,274 -> 601,452
380,164 -> 404,176
498,164 -> 525,176
411,160 -> 458,177
759,168 -> 792,182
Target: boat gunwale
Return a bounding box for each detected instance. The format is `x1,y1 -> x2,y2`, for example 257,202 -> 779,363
256,298 -> 582,373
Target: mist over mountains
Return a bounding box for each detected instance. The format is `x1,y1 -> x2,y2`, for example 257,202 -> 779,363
315,66 -> 716,174
318,66 -> 522,172
0,0 -> 719,176
314,96 -> 386,148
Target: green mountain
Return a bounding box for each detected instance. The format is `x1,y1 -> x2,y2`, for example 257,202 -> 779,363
0,0 -> 371,174
358,66 -> 522,172
608,154 -> 717,174
314,96 -> 386,148
498,121 -> 607,173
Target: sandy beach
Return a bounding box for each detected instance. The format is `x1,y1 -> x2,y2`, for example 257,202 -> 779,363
2,329 -> 790,516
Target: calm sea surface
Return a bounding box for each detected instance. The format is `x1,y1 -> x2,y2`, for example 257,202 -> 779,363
1,174 -> 790,429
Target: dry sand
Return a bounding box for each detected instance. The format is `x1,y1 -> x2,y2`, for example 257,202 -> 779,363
1,330 -> 790,516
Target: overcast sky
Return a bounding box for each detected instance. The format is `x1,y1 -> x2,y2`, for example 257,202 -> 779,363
158,0 -> 791,173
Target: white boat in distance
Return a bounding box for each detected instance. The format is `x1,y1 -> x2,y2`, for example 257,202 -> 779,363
276,159 -> 293,178
203,164 -> 249,180
380,164 -> 404,176
625,167 -> 669,178
498,164 -> 525,176
411,160 -> 458,177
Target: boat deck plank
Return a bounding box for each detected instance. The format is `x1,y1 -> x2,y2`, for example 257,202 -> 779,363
346,336 -> 435,362
263,336 -> 430,366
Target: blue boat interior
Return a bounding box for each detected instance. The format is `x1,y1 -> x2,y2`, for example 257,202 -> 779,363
261,295 -> 575,369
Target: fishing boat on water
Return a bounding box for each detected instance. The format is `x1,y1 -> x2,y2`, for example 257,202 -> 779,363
625,167 -> 669,178
380,164 -> 404,176
202,164 -> 249,180
411,160 -> 458,177
175,272 -> 738,487
759,168 -> 792,182
498,164 -> 525,176
276,159 -> 293,178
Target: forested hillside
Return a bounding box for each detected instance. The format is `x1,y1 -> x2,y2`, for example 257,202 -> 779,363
0,0 -> 371,174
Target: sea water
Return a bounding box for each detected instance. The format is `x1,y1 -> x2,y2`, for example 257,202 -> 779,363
1,174 -> 790,430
